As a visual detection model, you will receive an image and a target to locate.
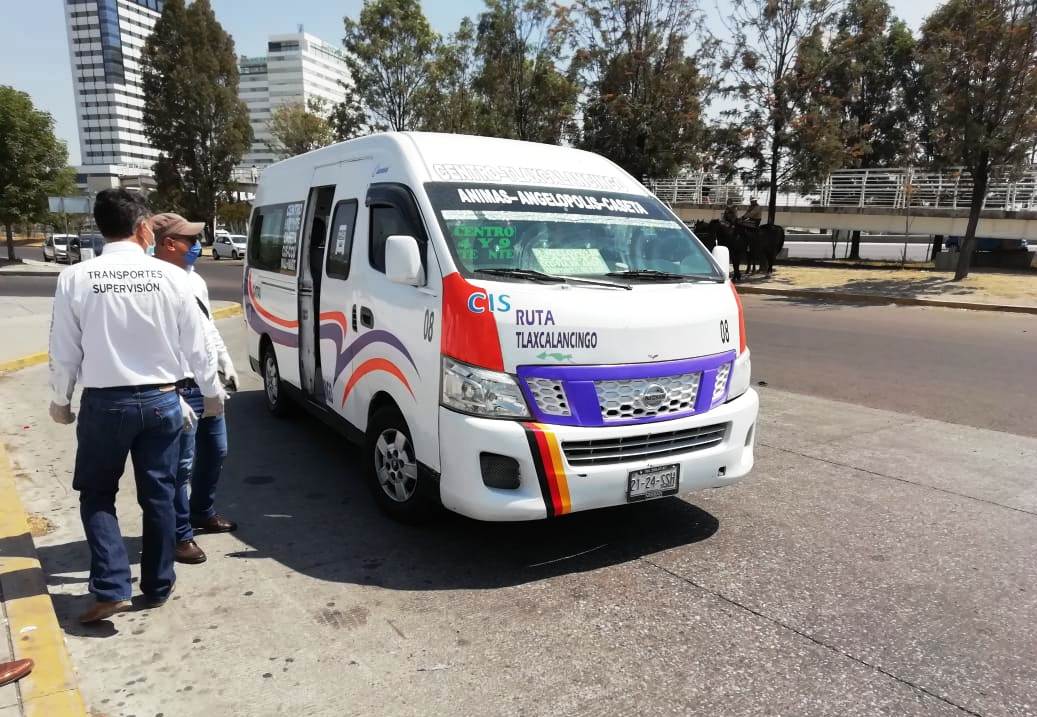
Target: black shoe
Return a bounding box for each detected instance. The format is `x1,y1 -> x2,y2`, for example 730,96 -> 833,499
144,582 -> 176,608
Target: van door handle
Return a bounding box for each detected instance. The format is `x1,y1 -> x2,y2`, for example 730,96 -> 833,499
360,306 -> 374,328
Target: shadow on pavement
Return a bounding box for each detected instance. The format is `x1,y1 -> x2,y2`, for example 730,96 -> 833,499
218,390 -> 720,591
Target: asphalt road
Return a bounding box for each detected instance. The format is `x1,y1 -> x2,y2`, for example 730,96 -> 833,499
3,319 -> 1036,716
4,246 -> 1034,436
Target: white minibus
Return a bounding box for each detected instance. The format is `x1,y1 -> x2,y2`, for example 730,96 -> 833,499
244,132 -> 758,522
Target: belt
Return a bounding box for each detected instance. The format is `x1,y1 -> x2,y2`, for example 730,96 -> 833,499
176,378 -> 199,390
86,383 -> 175,393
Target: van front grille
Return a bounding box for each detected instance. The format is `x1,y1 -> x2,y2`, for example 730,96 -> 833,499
561,423 -> 729,467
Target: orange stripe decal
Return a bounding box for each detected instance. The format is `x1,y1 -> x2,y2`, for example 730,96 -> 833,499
341,358 -> 414,407
525,423 -> 570,516
542,430 -> 571,514
319,310 -> 349,337
248,273 -> 299,329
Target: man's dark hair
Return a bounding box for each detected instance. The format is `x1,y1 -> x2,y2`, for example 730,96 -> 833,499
93,189 -> 152,240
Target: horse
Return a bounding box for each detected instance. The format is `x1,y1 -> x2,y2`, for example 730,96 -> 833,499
735,223 -> 785,276
694,219 -> 748,281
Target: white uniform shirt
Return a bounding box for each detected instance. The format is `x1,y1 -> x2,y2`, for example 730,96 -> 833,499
181,267 -> 234,380
48,241 -> 222,405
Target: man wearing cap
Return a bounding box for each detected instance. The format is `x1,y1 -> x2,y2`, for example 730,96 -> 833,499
151,214 -> 239,565
49,189 -> 223,623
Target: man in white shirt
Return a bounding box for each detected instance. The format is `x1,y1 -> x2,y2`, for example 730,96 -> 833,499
49,189 -> 223,623
150,213 -> 239,565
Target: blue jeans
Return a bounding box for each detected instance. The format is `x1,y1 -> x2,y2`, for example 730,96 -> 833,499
174,386 -> 228,542
73,387 -> 182,602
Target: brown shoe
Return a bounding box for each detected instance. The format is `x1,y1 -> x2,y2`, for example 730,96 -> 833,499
78,599 -> 131,624
0,659 -> 33,687
175,539 -> 207,564
190,514 -> 237,533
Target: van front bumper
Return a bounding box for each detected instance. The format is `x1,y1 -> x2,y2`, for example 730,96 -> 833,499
438,388 -> 759,521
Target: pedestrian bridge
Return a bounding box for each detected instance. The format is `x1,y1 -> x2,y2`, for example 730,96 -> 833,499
647,167 -> 1037,240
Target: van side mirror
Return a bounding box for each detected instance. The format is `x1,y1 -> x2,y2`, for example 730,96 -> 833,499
385,235 -> 424,286
712,245 -> 730,277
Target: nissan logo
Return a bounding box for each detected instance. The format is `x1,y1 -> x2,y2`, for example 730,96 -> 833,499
641,384 -> 668,408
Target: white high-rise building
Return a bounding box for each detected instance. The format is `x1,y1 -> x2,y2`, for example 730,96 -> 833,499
64,0 -> 164,192
238,32 -> 350,172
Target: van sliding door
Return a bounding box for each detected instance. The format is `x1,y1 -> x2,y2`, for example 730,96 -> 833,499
298,181 -> 336,402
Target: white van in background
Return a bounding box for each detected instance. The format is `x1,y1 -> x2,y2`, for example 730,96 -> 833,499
244,132 -> 758,522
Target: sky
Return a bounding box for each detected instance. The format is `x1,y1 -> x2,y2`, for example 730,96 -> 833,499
1,0 -> 943,166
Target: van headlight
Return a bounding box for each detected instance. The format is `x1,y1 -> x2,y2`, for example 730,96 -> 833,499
441,357 -> 530,419
727,350 -> 751,400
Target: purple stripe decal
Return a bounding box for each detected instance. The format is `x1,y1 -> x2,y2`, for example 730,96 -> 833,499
517,351 -> 736,427
335,329 -> 419,379
246,304 -> 299,348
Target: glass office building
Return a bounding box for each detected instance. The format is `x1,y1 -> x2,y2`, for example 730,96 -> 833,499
64,0 -> 164,191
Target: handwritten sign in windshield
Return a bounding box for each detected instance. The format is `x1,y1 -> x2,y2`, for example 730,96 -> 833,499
532,248 -> 610,275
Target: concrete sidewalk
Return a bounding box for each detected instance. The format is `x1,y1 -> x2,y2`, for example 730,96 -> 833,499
0,260 -> 62,278
740,264 -> 1037,313
1,318 -> 1035,716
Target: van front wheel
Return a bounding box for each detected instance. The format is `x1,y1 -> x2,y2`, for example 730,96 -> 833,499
366,407 -> 437,523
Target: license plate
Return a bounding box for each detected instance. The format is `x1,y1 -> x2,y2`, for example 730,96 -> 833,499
627,464 -> 680,502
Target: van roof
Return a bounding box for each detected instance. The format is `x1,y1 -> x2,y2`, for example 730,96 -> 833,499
260,132 -> 646,196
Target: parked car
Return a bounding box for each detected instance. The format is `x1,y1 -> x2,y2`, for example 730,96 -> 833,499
44,234 -> 76,263
212,233 -> 247,260
68,234 -> 104,263
944,236 -> 1028,252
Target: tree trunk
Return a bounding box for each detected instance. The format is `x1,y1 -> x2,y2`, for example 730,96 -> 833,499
4,223 -> 15,262
931,235 -> 943,258
954,160 -> 989,281
849,230 -> 861,260
767,138 -> 780,226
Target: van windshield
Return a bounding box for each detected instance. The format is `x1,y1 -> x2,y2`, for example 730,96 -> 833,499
425,182 -> 722,282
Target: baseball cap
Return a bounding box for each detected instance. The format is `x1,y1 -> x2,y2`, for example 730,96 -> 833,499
151,213 -> 205,240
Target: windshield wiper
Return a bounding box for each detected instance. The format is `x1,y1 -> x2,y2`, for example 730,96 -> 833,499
475,268 -> 565,283
606,269 -> 721,282
475,268 -> 631,290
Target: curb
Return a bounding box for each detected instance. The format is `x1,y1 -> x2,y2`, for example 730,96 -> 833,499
211,304 -> 243,321
0,354 -> 48,376
737,286 -> 1037,315
0,271 -> 63,278
0,442 -> 88,717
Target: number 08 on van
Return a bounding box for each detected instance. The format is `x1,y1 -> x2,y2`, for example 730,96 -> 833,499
244,132 -> 759,522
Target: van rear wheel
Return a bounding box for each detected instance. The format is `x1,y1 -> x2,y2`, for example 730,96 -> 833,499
366,407 -> 437,523
262,345 -> 290,417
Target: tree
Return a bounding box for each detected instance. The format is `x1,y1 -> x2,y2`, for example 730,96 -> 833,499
343,0 -> 438,132
792,0 -> 916,257
573,0 -> 710,179
141,0 -> 251,239
330,84 -> 368,141
918,0 -> 1037,279
217,198 -> 252,233
0,86 -> 69,261
421,18 -> 481,134
719,0 -> 841,224
472,0 -> 581,144
267,98 -> 335,158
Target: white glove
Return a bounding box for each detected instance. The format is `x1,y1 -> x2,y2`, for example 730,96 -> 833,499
203,395 -> 225,417
179,395 -> 198,431
219,353 -> 239,392
49,402 -> 76,425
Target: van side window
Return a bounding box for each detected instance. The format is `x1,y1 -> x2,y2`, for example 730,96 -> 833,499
366,183 -> 428,275
248,202 -> 303,275
326,200 -> 358,280
369,205 -> 414,273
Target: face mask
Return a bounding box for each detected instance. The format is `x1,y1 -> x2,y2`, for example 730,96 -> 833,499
146,244 -> 156,256
184,240 -> 202,266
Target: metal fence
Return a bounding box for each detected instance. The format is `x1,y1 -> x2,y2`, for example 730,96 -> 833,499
646,166 -> 1037,211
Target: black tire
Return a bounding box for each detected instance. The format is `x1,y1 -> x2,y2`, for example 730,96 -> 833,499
42,254 -> 51,262
212,249 -> 220,260
231,250 -> 239,260
261,344 -> 291,417
366,406 -> 438,523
